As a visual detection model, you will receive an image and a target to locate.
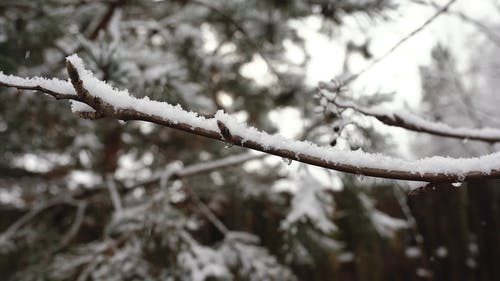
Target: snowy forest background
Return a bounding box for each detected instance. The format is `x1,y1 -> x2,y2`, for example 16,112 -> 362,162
0,0 -> 499,280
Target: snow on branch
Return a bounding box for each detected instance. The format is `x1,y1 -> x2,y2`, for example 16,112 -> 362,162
3,54 -> 500,182
126,152 -> 264,191
328,96 -> 500,143
0,72 -> 77,100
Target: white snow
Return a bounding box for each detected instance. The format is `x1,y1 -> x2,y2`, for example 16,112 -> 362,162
66,170 -> 101,190
405,246 -> 421,258
395,110 -> 500,139
337,252 -> 355,263
178,242 -> 231,281
66,54 -> 218,130
337,99 -> 500,140
281,176 -> 337,233
360,194 -> 407,237
416,268 -> 432,278
0,71 -> 75,95
220,232 -> 297,281
215,102 -> 500,176
435,246 -> 448,258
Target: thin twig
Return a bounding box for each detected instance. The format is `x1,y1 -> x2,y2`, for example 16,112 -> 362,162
343,0 -> 458,85
334,99 -> 500,143
0,197 -> 79,244
182,179 -> 229,235
106,175 -> 123,212
88,0 -> 125,40
50,202 -> 88,254
412,0 -> 500,47
129,152 -> 265,189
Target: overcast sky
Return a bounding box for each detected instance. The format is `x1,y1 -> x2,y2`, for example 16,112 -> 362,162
303,0 -> 499,104
265,0 -> 500,154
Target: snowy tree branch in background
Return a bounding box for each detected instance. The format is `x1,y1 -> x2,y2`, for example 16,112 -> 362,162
323,92 -> 500,143
3,54 -> 500,182
182,179 -> 229,235
129,152 -> 265,189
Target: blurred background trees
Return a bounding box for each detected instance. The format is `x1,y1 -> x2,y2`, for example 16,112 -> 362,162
0,0 -> 499,280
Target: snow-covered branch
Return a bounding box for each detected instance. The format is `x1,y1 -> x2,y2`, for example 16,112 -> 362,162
332,99 -> 500,143
2,54 -> 500,182
129,152 -> 265,189
0,72 -> 78,101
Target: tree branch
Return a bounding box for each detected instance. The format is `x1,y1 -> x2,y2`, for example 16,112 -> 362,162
88,0 -> 125,40
106,175 -> 123,213
0,77 -> 80,101
3,55 -> 500,183
182,179 -> 229,235
330,98 -> 500,143
129,152 -> 265,189
0,197 -> 79,245
50,201 -> 87,254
